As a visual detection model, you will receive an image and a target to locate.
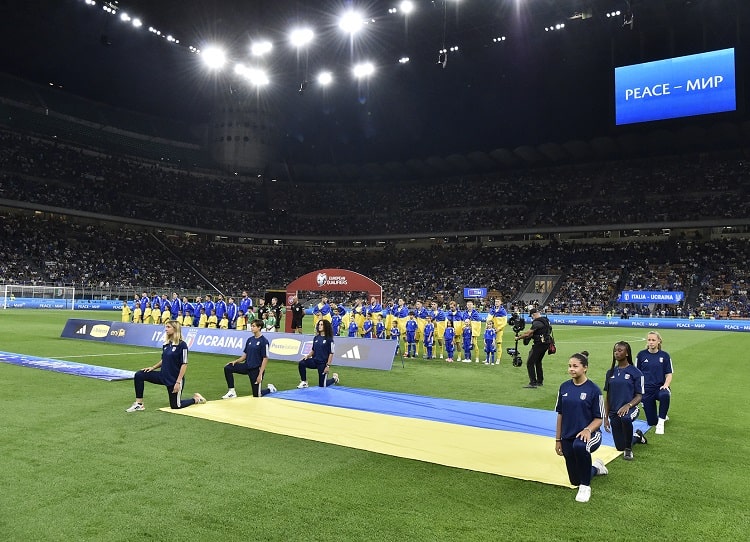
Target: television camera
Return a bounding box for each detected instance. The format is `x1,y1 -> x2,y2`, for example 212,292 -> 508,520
506,313 -> 525,367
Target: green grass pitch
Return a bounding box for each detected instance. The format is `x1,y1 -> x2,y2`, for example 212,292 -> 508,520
1,310 -> 749,541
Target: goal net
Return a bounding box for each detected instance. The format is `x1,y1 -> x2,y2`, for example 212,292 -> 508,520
2,284 -> 76,310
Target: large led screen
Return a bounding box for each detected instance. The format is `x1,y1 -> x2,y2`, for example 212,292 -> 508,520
615,48 -> 736,125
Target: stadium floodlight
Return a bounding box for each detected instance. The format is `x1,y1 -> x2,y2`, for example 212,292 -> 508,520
400,1 -> 415,15
353,62 -> 375,78
132,18 -> 142,28
201,46 -> 227,69
317,71 -> 333,86
339,10 -> 365,35
84,0 -> 96,6
235,64 -> 269,86
290,27 -> 314,47
251,40 -> 273,57
398,57 -> 410,64
120,12 -> 131,23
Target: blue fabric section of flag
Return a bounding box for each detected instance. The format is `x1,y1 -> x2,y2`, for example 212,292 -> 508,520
272,386 -> 650,447
0,351 -> 135,381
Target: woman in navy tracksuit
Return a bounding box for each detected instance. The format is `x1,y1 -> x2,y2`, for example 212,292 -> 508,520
298,319 -> 339,388
126,320 -> 205,412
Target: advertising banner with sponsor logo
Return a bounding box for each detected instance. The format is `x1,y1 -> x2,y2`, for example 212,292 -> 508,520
61,320 -> 398,370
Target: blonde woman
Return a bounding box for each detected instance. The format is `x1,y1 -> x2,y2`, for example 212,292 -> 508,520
126,320 -> 205,412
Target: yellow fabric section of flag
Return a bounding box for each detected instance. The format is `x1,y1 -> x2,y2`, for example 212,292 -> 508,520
163,397 -> 620,487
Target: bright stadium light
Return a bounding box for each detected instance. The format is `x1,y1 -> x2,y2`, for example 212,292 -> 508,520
339,10 -> 365,34
120,12 -> 131,23
235,64 -> 269,86
317,71 -> 333,86
400,1 -> 415,15
251,40 -> 273,57
132,18 -> 142,28
290,27 -> 314,47
353,61 -> 375,78
201,46 -> 227,69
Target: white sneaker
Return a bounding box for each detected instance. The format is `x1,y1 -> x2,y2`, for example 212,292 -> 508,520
297,381 -> 309,389
593,458 -> 608,476
475,358 -> 480,363
126,402 -> 144,412
462,358 -> 472,363
332,373 -> 339,384
439,355 -> 443,359
655,421 -> 665,435
575,485 -> 591,503
267,383 -> 277,393
222,390 -> 237,399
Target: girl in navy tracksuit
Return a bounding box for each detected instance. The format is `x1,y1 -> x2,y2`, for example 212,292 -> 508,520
604,341 -> 646,460
555,351 -> 608,503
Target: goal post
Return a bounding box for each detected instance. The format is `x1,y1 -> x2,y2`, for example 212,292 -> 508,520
2,284 -> 76,310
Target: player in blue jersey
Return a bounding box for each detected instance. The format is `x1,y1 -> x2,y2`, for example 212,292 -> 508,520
483,322 -> 497,365
555,351 -> 608,503
423,315 -> 435,359
169,292 -> 181,320
429,301 -> 447,359
487,297 -> 508,355
405,311 -> 418,358
444,320 -> 456,362
463,301 -> 482,362
225,297 -> 238,329
375,314 -> 386,339
221,319 -> 277,398
461,318 -> 473,362
126,320 -> 206,412
298,319 -> 339,388
604,341 -> 646,460
635,331 -> 673,435
331,307 -> 343,336
347,316 -> 359,337
362,313 -> 374,338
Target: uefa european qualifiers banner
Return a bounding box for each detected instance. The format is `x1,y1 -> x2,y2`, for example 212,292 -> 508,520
60,319 -> 398,370
546,315 -> 750,333
615,48 -> 736,125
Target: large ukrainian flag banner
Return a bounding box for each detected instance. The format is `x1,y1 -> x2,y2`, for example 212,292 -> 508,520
164,387 -> 644,487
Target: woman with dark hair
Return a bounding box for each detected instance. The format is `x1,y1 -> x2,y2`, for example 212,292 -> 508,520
603,341 -> 646,460
555,351 -> 608,503
298,319 -> 339,388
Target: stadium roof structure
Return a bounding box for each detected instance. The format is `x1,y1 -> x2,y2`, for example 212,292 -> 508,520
1,0 -> 749,171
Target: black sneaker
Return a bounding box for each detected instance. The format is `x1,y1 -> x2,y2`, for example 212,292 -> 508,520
635,429 -> 648,445
623,448 -> 634,460
523,383 -> 538,389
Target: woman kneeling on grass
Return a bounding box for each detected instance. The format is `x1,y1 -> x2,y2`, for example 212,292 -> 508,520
554,351 -> 609,503
126,320 -> 206,412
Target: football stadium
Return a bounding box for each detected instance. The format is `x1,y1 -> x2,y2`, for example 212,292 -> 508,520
1,1 -> 750,541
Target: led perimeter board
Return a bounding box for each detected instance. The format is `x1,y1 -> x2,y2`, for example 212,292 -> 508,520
615,48 -> 736,125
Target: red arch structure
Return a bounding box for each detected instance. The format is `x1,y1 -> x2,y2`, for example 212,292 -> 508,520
284,269 -> 383,333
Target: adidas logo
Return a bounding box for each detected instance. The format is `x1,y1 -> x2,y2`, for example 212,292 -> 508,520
341,346 -> 361,360
76,325 -> 87,335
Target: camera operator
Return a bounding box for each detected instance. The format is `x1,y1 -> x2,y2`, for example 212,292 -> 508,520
516,307 -> 551,389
